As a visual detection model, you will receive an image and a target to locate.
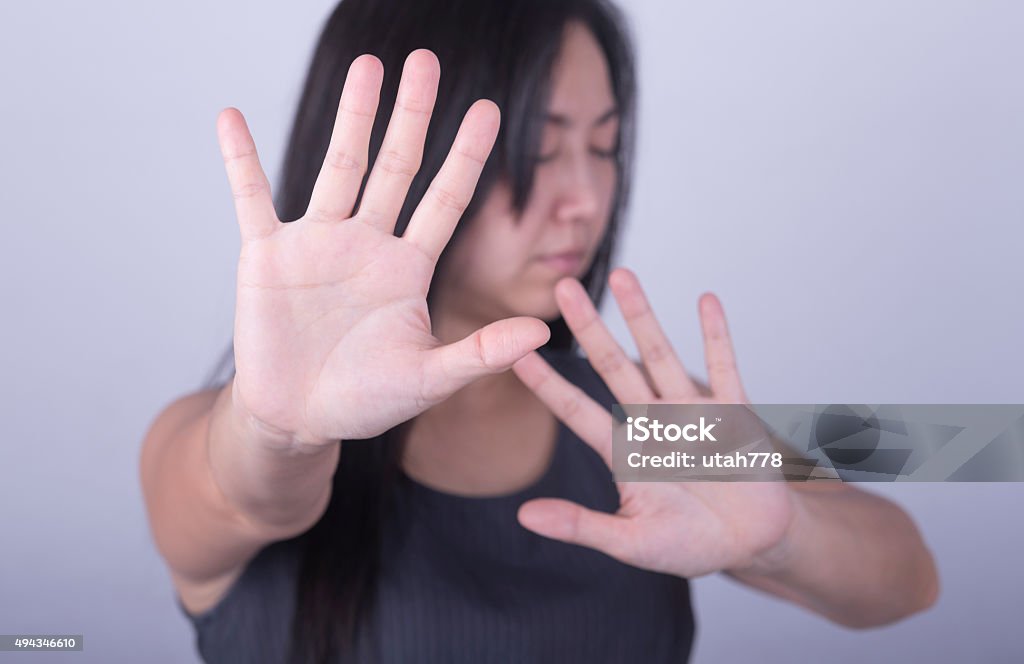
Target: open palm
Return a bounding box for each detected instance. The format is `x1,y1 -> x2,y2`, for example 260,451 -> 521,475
512,269 -> 796,578
220,50 -> 549,448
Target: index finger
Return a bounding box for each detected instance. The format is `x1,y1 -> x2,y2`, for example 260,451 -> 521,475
608,268 -> 701,400
356,49 -> 439,233
511,351 -> 614,467
555,278 -> 654,404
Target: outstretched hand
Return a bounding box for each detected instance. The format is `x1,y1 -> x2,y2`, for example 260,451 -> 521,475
512,268 -> 798,578
219,50 -> 549,448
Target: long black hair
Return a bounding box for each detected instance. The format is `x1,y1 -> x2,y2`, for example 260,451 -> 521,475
203,0 -> 636,661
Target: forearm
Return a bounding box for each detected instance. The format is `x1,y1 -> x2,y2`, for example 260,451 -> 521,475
725,484 -> 939,628
140,379 -> 339,584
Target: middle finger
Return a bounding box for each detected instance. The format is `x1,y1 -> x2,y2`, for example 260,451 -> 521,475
357,49 -> 439,233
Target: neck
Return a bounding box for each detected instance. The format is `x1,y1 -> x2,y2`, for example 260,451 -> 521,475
402,305 -> 558,496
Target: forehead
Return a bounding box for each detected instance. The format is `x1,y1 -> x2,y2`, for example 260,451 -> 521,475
547,21 -> 616,120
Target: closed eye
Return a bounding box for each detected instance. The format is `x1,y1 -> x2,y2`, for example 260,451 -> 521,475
532,146 -> 616,163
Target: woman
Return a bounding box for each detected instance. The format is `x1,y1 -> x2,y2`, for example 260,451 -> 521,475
140,0 -> 939,662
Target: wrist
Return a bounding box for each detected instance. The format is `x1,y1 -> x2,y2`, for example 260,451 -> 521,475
226,377 -> 337,454
207,378 -> 339,537
730,487 -> 809,580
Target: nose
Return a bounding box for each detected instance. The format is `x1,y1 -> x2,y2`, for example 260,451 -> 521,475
552,150 -> 601,225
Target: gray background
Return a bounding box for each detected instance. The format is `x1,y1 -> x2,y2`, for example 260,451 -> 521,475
1,0 -> 1021,662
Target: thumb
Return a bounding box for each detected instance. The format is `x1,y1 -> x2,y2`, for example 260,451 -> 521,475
425,316 -> 550,396
518,498 -> 631,561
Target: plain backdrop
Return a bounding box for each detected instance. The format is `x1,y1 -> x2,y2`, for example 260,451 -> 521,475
1,1 -> 1021,662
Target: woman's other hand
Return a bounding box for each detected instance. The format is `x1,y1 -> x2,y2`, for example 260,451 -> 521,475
512,268 -> 795,578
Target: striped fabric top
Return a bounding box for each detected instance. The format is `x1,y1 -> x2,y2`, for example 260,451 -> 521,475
178,348 -> 695,663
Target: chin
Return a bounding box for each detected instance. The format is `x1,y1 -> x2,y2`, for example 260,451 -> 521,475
503,289 -> 561,322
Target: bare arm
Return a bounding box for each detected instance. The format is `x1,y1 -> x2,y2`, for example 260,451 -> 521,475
139,378 -> 338,614
724,435 -> 939,628
512,274 -> 938,630
685,374 -> 939,626
140,51 -> 547,616
645,363 -> 937,624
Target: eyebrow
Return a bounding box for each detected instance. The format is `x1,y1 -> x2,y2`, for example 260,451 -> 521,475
544,107 -> 619,128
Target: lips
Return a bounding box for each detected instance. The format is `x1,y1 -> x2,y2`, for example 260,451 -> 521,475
536,250 -> 586,276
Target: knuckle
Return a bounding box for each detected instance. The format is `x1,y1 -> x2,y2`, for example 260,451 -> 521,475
325,147 -> 365,174
622,299 -> 651,322
375,148 -> 420,177
474,329 -> 492,370
416,363 -> 441,405
339,100 -> 376,120
232,181 -> 267,200
453,145 -> 487,168
706,328 -> 730,343
640,341 -> 673,364
306,204 -> 340,222
222,147 -> 257,165
576,312 -> 603,336
707,357 -> 737,375
558,392 -> 583,420
396,96 -> 434,117
591,349 -> 625,376
429,185 -> 468,214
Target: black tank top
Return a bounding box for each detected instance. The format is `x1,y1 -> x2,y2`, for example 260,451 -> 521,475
178,348 -> 696,662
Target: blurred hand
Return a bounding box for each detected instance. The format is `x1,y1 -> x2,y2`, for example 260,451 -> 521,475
512,268 -> 797,578
218,50 -> 549,449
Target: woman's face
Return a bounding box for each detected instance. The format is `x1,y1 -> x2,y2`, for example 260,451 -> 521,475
433,21 -> 619,329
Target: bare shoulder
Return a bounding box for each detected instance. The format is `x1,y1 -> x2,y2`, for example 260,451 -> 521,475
174,564 -> 249,618
142,385 -> 225,448
139,384 -> 249,618
139,385 -> 227,496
